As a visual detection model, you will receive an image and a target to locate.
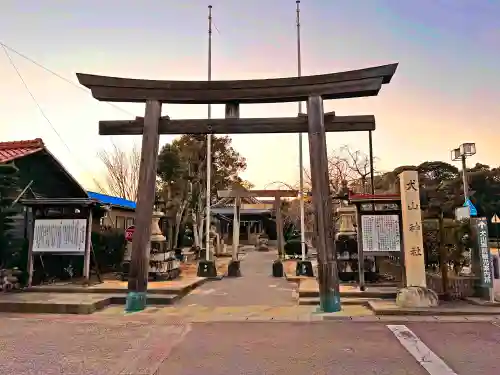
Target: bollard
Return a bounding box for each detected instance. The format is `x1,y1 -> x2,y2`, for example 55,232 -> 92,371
227,260 -> 241,277
295,260 -> 314,277
272,259 -> 284,277
197,259 -> 217,278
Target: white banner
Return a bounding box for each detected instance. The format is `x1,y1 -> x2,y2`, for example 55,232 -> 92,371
361,214 -> 401,252
33,219 -> 87,253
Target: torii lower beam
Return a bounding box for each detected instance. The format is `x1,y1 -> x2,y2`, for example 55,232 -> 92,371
99,114 -> 375,135
218,189 -> 297,274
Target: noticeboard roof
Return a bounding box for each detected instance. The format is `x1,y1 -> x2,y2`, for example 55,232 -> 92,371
349,193 -> 401,203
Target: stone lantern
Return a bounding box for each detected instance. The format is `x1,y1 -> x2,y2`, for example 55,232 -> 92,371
335,205 -> 358,279
150,210 -> 166,243
335,205 -> 357,239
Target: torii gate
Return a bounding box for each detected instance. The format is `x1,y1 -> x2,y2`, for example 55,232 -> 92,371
217,189 -> 298,276
78,63 -> 397,313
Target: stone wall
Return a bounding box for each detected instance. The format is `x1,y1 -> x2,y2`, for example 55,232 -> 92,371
425,273 -> 477,299
378,258 -> 477,299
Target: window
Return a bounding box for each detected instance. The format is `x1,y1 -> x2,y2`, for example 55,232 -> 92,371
116,216 -> 126,229
126,217 -> 134,228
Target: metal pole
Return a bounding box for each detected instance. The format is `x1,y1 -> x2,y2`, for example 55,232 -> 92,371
496,224 -> 499,255
461,154 -> 468,203
232,197 -> 240,260
296,0 -> 306,261
369,130 -> 375,196
205,5 -> 213,261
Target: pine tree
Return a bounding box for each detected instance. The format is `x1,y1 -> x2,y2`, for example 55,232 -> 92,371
0,162 -> 19,267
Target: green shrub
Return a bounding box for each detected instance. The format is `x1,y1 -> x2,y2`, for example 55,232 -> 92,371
284,239 -> 308,257
91,229 -> 126,272
30,229 -> 126,285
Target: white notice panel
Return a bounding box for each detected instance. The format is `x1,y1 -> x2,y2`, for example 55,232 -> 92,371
33,219 -> 87,253
361,215 -> 401,252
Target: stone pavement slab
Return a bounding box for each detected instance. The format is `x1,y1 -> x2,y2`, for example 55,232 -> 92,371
96,304 -> 322,322
178,251 -> 295,307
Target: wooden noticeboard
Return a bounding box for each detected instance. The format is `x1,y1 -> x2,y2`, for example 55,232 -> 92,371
361,214 -> 401,253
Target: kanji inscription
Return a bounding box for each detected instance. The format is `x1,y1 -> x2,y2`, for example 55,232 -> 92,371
361,215 -> 401,252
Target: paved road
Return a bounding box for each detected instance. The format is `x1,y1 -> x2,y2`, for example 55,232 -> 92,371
1,316 -> 499,375
158,321 -> 500,375
179,249 -> 296,307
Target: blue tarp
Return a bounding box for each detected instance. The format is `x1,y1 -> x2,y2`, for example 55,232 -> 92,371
87,191 -> 136,210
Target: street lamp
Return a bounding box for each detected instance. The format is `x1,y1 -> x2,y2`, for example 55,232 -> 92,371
451,142 -> 476,202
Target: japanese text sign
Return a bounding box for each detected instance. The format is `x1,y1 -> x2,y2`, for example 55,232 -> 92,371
399,170 -> 426,287
475,217 -> 493,288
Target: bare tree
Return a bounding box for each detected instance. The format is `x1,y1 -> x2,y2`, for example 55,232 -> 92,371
300,146 -> 378,234
97,143 -> 141,201
338,146 -> 373,193
303,146 -> 375,195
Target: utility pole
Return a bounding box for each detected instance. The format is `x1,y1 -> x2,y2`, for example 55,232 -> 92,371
205,4 -> 213,261
294,1 -> 313,277
198,4 -> 217,277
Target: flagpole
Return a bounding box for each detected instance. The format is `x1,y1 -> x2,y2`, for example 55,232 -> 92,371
296,0 -> 306,261
205,4 -> 213,261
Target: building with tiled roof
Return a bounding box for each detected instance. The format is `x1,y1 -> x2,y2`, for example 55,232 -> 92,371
0,138 -> 88,199
0,138 -> 91,243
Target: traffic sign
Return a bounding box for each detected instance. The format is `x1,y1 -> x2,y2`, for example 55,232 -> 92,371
492,214 -> 500,224
125,225 -> 135,242
463,199 -> 477,216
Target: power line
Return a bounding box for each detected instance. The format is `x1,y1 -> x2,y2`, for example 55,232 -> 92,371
1,44 -> 104,191
0,40 -> 136,161
0,41 -> 135,118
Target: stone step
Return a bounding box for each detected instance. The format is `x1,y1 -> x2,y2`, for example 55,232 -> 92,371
108,294 -> 179,306
368,300 -> 500,316
0,293 -> 111,314
0,292 -> 180,314
299,290 -> 397,299
26,277 -> 206,296
298,297 -> 384,306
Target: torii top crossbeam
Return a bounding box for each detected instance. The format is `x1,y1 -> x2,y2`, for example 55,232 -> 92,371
77,63 -> 397,104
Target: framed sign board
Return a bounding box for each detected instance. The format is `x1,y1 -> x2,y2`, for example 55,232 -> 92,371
33,219 -> 87,253
361,214 -> 401,253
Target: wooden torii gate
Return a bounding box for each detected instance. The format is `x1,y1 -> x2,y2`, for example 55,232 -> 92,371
77,62 -> 398,313
217,189 -> 297,276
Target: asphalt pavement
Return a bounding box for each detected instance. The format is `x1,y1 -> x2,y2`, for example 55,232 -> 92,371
1,317 -> 499,375
2,251 -> 499,374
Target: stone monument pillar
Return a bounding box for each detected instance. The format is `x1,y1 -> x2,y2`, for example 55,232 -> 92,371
397,170 -> 438,307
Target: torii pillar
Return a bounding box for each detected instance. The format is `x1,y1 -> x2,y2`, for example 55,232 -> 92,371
218,189 -> 297,276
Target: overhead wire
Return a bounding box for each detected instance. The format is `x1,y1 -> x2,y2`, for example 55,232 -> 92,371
1,43 -> 107,191
0,41 -> 135,119
0,41 -> 136,165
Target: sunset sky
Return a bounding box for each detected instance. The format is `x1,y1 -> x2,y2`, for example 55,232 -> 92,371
1,0 -> 498,191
